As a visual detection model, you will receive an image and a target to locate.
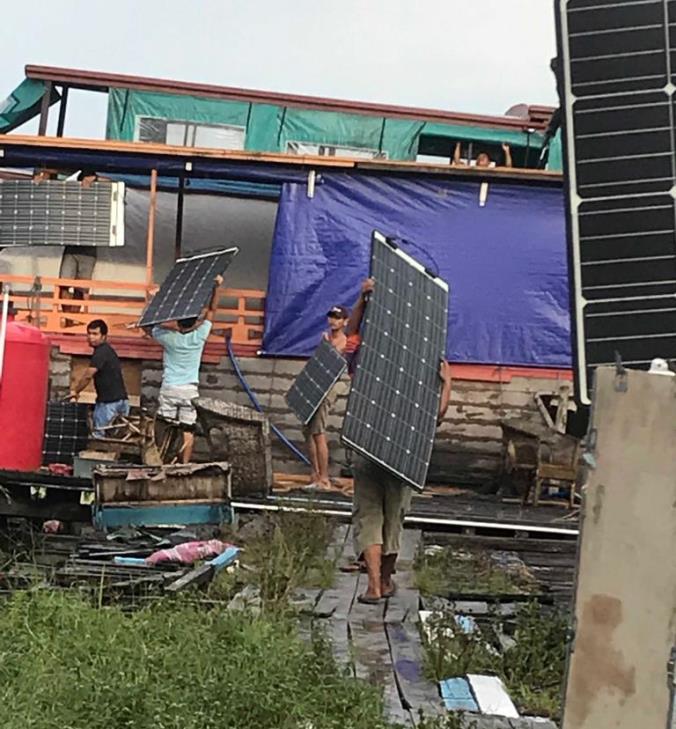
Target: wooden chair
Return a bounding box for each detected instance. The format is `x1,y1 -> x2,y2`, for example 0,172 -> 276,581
529,435 -> 582,508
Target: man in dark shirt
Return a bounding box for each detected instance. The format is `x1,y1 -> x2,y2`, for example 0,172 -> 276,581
70,319 -> 129,437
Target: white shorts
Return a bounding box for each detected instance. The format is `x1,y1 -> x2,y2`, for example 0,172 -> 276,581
157,384 -> 199,426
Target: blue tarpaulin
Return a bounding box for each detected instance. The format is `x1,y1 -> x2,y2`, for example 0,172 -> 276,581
262,173 -> 571,368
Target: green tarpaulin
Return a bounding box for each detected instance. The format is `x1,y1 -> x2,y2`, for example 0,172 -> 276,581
0,79 -> 59,134
546,129 -> 563,171
106,87 -> 544,161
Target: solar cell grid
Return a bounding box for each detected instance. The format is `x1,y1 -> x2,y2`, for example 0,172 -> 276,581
42,401 -> 90,465
0,179 -> 125,247
286,338 -> 347,425
557,0 -> 676,402
341,232 -> 448,491
138,248 -> 238,327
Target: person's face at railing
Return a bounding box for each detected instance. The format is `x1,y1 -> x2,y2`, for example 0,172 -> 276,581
86,327 -> 106,348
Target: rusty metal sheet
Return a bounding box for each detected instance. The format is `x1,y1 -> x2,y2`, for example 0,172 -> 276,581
562,367 -> 676,729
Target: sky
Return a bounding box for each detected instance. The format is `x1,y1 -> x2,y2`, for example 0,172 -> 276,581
1,0 -> 558,139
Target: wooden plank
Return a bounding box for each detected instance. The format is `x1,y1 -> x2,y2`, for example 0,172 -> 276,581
385,530 -> 422,624
349,573 -> 386,623
347,573 -> 413,726
326,618 -> 352,671
398,529 -> 422,567
313,571 -> 358,619
164,564 -> 212,593
385,568 -> 420,624
349,616 -> 411,725
386,620 -> 446,720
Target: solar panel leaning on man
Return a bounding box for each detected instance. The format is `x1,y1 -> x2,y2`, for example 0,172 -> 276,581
344,276 -> 452,605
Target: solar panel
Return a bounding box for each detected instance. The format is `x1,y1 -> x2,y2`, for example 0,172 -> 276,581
0,180 -> 125,247
138,248 -> 239,327
42,401 -> 90,465
285,338 -> 347,425
341,231 -> 449,492
556,0 -> 676,404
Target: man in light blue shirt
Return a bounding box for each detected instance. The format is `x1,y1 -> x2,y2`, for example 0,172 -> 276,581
148,274 -> 222,462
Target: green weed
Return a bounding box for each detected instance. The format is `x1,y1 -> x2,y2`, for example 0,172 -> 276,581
422,602 -> 567,718
241,511 -> 336,608
415,547 -> 537,597
0,589 -> 391,729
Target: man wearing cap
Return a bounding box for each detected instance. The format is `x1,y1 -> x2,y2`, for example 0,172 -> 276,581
304,305 -> 350,490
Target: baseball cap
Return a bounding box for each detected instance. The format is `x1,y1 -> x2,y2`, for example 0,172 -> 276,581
327,305 -> 349,318
649,357 -> 675,377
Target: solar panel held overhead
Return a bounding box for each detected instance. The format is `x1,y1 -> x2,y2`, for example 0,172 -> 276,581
556,0 -> 676,404
341,231 -> 449,492
138,248 -> 239,327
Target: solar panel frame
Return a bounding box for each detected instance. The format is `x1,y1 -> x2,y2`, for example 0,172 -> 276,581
341,231 -> 449,492
285,338 -> 347,425
42,401 -> 90,465
138,247 -> 239,327
556,0 -> 676,404
0,179 -> 125,247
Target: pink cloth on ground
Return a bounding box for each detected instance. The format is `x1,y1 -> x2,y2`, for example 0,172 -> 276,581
145,539 -> 231,566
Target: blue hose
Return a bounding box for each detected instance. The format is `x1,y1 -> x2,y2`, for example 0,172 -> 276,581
226,338 -> 310,466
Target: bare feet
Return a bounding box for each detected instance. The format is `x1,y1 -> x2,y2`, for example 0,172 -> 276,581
357,591 -> 382,604
381,579 -> 397,599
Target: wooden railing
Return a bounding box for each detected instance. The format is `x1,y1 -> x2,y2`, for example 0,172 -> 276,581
0,275 -> 265,346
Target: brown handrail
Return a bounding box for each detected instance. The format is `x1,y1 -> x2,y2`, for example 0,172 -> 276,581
0,274 -> 265,345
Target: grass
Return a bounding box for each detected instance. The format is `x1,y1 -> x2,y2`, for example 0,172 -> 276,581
414,547 -> 538,598
230,511 -> 337,609
0,589 -> 391,729
422,602 -> 568,718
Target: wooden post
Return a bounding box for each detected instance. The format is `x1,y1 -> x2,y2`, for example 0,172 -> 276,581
56,86 -> 69,137
145,169 -> 158,294
174,175 -> 185,260
37,82 -> 53,136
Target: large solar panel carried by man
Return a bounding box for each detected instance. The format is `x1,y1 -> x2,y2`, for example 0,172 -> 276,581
0,179 -> 125,247
286,338 -> 347,425
138,248 -> 239,327
341,231 -> 449,492
556,0 -> 676,404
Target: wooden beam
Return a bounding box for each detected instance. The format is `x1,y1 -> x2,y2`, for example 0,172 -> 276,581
37,81 -> 53,136
56,85 -> 69,137
0,134 -> 563,183
174,174 -> 185,260
145,169 -> 158,291
24,64 -> 553,131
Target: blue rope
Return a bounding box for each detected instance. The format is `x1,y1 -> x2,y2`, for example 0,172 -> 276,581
226,338 -> 310,466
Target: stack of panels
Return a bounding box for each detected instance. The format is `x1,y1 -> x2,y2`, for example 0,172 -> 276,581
285,338 -> 347,425
342,232 -> 448,491
42,402 -> 90,465
138,248 -> 239,327
0,180 -> 125,247
557,0 -> 676,402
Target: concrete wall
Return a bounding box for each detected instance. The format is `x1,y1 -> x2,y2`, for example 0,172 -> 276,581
48,346 -> 566,485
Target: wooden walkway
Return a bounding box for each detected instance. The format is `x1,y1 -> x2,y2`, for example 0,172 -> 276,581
311,525 -> 445,726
